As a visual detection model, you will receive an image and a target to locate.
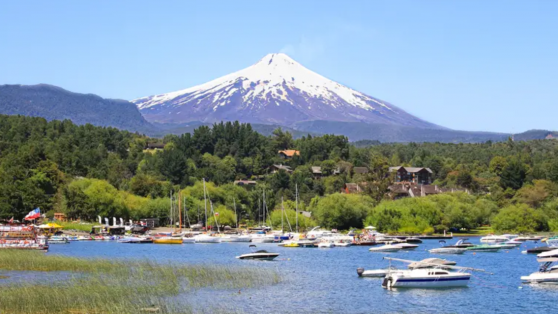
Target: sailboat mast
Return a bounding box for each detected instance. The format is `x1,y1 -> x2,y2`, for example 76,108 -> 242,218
295,183 -> 299,233
170,190 -> 173,229
233,197 -> 238,229
203,178 -> 208,232
281,197 -> 284,233
178,191 -> 182,233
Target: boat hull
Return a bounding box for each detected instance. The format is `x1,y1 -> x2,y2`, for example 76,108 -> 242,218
236,253 -> 279,261
388,275 -> 470,288
153,238 -> 183,244
429,248 -> 467,254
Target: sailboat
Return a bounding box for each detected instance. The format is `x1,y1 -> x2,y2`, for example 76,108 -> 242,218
194,179 -> 221,243
154,190 -> 183,244
221,198 -> 251,242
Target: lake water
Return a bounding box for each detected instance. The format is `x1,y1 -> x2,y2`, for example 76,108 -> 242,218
42,238 -> 556,313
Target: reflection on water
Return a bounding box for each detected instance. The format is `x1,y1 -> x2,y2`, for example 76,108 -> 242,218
15,239 -> 558,313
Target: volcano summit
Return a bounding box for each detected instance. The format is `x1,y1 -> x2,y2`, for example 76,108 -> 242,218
133,53 -> 440,129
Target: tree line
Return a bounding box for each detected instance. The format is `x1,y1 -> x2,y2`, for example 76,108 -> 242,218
1,114 -> 558,233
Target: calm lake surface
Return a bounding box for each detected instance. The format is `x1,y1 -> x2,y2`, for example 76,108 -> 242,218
44,238 -> 556,313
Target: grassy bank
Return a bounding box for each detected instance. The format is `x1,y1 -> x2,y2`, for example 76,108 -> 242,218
57,221 -> 94,233
0,250 -> 280,314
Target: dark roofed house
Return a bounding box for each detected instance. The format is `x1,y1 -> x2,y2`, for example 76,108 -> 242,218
278,150 -> 300,159
389,166 -> 432,185
144,142 -> 166,153
147,143 -> 165,149
311,166 -> 322,179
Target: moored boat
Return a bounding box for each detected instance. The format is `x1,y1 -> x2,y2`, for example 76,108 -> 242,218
521,250 -> 558,284
369,243 -> 402,253
49,236 -> 69,244
236,245 -> 279,261
153,236 -> 183,244
467,244 -> 500,252
381,257 -> 485,289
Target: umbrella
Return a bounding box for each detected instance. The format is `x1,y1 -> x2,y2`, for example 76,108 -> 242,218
365,226 -> 376,230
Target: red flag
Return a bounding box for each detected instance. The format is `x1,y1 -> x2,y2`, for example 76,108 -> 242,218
8,217 -> 13,223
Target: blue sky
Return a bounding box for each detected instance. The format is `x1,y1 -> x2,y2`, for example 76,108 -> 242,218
1,1 -> 557,133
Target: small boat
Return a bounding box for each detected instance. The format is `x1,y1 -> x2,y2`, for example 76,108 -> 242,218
394,243 -> 418,250
279,241 -> 299,247
194,234 -> 221,243
77,236 -> 92,241
383,268 -> 471,288
491,243 -> 518,250
523,246 -> 555,254
153,236 -> 183,244
182,237 -> 196,243
118,237 -> 153,244
467,244 -> 500,252
334,239 -> 352,247
429,247 -> 467,254
504,239 -> 523,247
404,237 -> 423,244
295,239 -> 319,248
381,257 -> 484,289
521,250 -> 558,284
318,239 -> 335,248
250,234 -> 275,243
515,235 -> 544,242
220,235 -> 251,242
236,245 -> 279,260
480,235 -> 513,243
429,239 -> 470,254
369,243 -> 402,253
48,236 -> 69,244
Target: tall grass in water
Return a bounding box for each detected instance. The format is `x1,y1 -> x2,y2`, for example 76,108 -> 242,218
0,250 -> 280,314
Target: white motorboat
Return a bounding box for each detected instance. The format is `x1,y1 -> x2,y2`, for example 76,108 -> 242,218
515,235 -> 544,242
236,245 -> 279,261
48,236 -> 69,244
383,268 -> 471,288
394,243 -> 418,250
194,234 -> 221,243
546,236 -> 558,247
369,243 -> 402,253
429,247 -> 467,254
220,235 -> 251,242
521,250 -> 558,284
505,239 -> 523,247
182,237 -> 196,243
480,235 -> 513,243
491,242 -> 518,250
250,234 -> 275,243
334,237 -> 353,247
318,239 -> 335,248
77,236 -> 92,241
381,257 -> 484,288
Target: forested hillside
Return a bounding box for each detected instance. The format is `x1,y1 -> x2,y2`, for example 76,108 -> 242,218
1,114 -> 558,233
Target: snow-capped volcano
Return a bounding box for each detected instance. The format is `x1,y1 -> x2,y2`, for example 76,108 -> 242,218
133,53 -> 439,128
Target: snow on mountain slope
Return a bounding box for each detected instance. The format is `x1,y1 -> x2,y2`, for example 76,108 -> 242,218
133,53 -> 441,129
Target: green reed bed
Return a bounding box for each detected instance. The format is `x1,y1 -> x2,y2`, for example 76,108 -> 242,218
0,250 -> 280,314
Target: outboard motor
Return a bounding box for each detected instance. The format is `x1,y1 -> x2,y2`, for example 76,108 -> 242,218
356,268 -> 365,277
